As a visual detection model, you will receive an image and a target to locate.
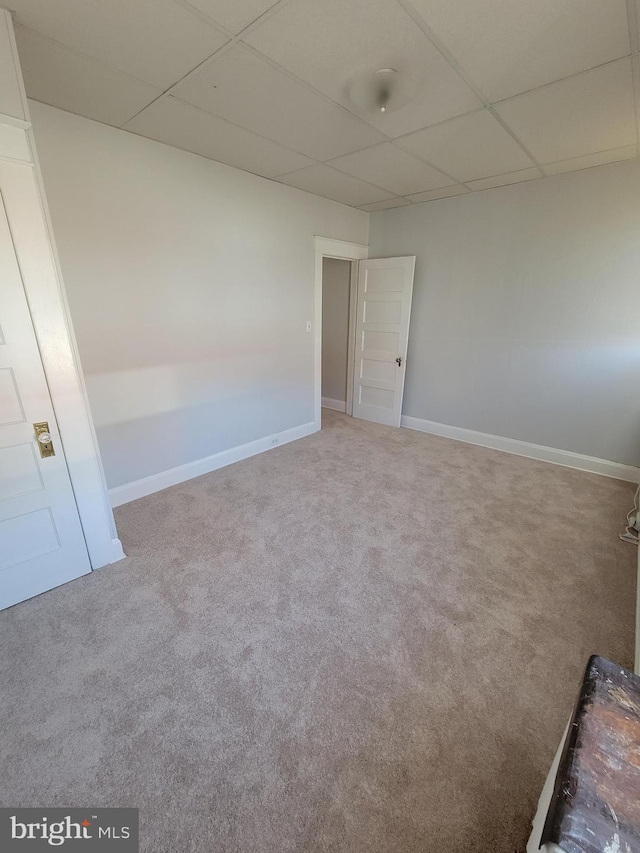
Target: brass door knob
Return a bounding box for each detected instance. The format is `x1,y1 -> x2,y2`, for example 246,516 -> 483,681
33,422 -> 55,458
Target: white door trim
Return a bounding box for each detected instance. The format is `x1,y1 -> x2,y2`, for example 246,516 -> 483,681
314,236 -> 368,430
345,260 -> 358,418
0,9 -> 123,568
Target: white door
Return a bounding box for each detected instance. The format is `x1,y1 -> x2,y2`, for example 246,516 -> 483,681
0,180 -> 91,610
352,256 -> 415,427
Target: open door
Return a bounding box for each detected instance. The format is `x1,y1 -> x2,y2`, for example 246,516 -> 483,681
352,256 -> 415,427
0,167 -> 91,610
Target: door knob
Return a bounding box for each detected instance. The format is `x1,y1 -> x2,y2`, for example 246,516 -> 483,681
33,422 -> 55,458
395,356 -> 403,366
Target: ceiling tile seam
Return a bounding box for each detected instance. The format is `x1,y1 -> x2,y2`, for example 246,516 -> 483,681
393,0 -> 492,103
273,161 -> 398,198
12,23 -> 166,96
385,133 -> 471,185
390,126 -> 484,187
489,54 -> 636,106
122,128 -> 299,183
542,144 -> 639,169
322,138 -> 465,191
394,0 -> 611,177
25,94 -> 147,135
171,0 -> 296,42
386,139 -> 466,187
357,199 -> 406,210
270,177 -> 372,209
237,41 -> 501,164
485,106 -> 547,175
117,1 -> 299,129
389,53 -> 637,141
323,158 -> 442,197
122,94 -> 325,167
119,40 -> 241,127
136,0 -> 631,173
169,0 -> 235,39
237,41 -> 391,142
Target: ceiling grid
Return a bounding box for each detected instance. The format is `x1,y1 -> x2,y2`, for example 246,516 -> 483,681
8,0 -> 639,208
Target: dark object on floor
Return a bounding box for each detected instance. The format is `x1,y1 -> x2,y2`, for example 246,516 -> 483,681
542,655 -> 640,853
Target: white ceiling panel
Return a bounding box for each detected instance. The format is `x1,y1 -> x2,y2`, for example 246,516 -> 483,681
466,167 -> 543,192
398,109 -> 534,182
174,45 -> 384,161
182,0 -> 280,34
405,185 -> 469,203
543,145 -> 638,176
408,0 -> 630,102
15,26 -> 161,127
8,0 -> 228,89
276,164 -> 393,206
494,60 -> 637,165
244,0 -> 481,136
328,143 -> 451,195
359,198 -> 412,212
125,96 -> 314,178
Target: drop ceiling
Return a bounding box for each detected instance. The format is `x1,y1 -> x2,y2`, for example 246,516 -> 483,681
7,0 -> 640,209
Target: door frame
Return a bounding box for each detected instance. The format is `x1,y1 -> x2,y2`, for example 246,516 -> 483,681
0,9 -> 123,570
314,236 -> 368,430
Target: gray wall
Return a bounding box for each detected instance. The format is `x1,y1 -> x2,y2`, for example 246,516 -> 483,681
321,258 -> 351,403
32,101 -> 368,489
369,159 -> 640,467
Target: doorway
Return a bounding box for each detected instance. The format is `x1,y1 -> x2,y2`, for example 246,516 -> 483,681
315,238 -> 416,430
321,257 -> 356,416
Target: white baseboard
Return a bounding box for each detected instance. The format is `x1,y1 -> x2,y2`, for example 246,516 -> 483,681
109,421 -> 317,507
322,397 -> 346,413
401,415 -> 640,483
109,537 -> 126,562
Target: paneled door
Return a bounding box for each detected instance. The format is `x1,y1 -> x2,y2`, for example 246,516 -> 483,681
0,170 -> 91,610
352,257 -> 415,427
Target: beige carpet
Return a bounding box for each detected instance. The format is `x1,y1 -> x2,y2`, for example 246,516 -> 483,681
0,410 -> 636,852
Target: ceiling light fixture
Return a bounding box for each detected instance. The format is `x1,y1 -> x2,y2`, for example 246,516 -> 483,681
349,67 -> 414,115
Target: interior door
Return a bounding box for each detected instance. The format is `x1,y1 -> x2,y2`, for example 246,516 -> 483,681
352,256 -> 415,427
0,178 -> 91,610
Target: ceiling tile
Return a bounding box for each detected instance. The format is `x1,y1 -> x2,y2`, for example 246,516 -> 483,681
125,96 -> 314,178
494,59 -> 637,165
16,27 -> 161,128
173,45 -> 383,161
398,109 -> 534,182
244,0 -> 481,137
408,0 -> 630,102
405,185 -> 469,203
328,143 -> 451,195
543,145 -> 638,176
276,164 -> 393,207
181,0 -> 280,34
8,0 -> 228,89
359,198 -> 412,212
466,167 -> 543,192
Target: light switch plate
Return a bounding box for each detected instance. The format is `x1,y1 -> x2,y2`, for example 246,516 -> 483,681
306,320 -> 312,332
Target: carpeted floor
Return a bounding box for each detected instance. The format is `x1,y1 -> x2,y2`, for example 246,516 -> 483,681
0,410 -> 636,852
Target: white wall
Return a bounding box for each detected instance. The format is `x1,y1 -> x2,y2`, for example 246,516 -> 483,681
321,258 -> 351,403
369,159 -> 640,467
31,102 -> 368,490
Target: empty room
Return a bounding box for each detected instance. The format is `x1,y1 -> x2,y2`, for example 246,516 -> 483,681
1,1 -> 640,851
